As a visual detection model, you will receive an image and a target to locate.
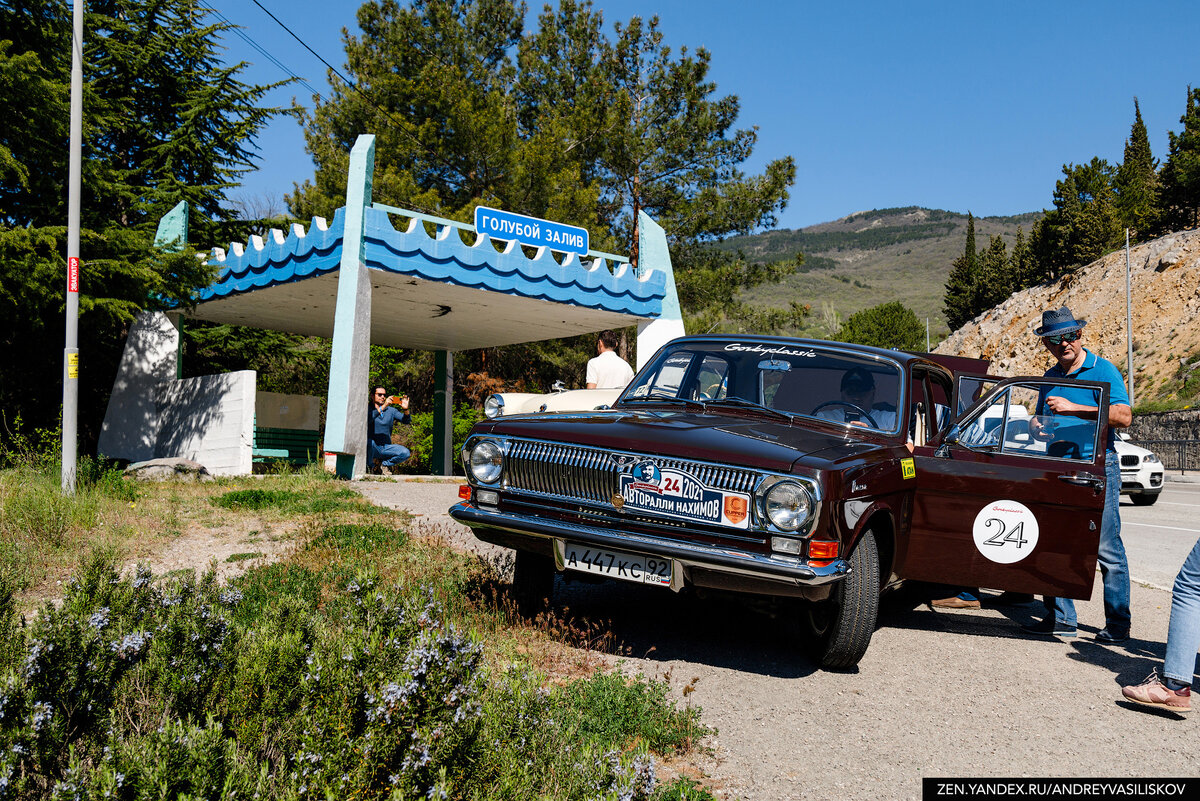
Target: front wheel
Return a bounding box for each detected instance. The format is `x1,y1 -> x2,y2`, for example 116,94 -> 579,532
805,530 -> 880,669
512,550 -> 555,617
1130,492 -> 1160,506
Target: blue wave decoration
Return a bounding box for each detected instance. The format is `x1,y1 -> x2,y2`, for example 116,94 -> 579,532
196,209 -> 347,301
195,205 -> 666,319
362,207 -> 665,317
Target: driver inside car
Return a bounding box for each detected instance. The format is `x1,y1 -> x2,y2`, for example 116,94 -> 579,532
815,367 -> 897,430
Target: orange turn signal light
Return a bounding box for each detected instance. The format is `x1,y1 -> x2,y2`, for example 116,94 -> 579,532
808,540 -> 839,560
458,485 -> 472,500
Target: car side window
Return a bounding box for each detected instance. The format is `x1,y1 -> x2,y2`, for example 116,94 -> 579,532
956,382 -> 1101,463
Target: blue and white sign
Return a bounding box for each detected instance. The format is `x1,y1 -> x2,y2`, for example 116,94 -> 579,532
474,206 -> 590,256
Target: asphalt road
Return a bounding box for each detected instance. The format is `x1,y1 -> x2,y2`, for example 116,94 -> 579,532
1122,480 -> 1200,590
357,476 -> 1200,800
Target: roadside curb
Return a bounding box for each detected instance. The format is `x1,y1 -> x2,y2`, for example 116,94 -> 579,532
1164,473 -> 1200,483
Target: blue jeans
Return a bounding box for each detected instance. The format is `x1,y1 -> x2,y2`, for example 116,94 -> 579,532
368,440 -> 411,468
1045,456 -> 1131,632
1164,536 -> 1200,686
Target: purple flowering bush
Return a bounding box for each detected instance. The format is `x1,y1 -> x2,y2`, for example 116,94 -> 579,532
0,547 -> 712,801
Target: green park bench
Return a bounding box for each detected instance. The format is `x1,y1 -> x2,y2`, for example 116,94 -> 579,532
252,392 -> 322,466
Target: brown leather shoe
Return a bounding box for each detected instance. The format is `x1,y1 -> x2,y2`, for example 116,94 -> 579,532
931,594 -> 981,609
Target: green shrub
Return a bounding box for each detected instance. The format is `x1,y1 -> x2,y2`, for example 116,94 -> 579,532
228,563 -> 327,625
309,522 -> 408,553
0,559 -> 712,801
210,487 -> 359,514
557,671 -> 707,755
396,404 -> 481,474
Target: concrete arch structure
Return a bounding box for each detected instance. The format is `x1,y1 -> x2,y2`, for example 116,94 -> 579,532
102,134 -> 683,477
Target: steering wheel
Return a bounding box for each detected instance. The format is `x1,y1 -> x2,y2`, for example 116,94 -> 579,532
810,400 -> 879,428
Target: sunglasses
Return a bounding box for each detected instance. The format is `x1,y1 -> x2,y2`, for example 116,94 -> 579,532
1043,331 -> 1081,346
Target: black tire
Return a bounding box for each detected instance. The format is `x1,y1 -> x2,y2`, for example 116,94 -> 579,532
805,530 -> 880,669
1131,492 -> 1160,506
512,550 -> 555,617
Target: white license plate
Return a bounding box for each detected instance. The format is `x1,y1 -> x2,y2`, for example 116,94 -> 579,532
563,542 -> 672,587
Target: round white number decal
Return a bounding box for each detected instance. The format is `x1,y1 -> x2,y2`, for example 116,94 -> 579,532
972,500 -> 1040,564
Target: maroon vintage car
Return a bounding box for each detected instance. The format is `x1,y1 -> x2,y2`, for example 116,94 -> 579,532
450,335 -> 1111,668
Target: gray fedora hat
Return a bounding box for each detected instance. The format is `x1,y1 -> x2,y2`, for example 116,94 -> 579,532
1034,306 -> 1087,337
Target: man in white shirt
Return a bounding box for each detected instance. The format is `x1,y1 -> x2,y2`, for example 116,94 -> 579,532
586,330 -> 634,389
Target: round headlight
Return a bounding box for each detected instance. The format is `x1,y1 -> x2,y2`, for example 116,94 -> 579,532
765,481 -> 812,531
483,395 -> 504,419
469,440 -> 504,484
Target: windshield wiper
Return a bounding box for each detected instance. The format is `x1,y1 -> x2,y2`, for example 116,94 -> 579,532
621,393 -> 708,410
705,397 -> 797,422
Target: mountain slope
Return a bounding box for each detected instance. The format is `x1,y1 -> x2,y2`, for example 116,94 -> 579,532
721,207 -> 1041,339
935,228 -> 1200,409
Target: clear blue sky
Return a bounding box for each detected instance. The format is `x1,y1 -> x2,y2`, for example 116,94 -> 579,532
205,0 -> 1200,231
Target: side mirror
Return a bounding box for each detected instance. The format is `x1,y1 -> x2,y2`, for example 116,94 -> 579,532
934,425 -> 962,458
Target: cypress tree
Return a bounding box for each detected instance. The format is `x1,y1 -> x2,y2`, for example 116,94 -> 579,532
977,234 -> 1010,311
1115,98 -> 1159,240
1159,86 -> 1200,232
943,212 -> 978,331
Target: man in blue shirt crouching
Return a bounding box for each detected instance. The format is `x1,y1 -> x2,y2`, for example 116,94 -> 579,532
369,386 -> 412,474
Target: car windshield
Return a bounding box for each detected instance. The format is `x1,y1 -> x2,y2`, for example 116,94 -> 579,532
620,340 -> 904,434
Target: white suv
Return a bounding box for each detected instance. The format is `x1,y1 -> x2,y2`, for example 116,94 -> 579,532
1115,432 -> 1164,506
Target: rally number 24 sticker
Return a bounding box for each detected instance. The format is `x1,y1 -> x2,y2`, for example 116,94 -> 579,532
971,500 -> 1040,564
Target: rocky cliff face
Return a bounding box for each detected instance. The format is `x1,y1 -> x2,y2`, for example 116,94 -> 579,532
935,229 -> 1200,405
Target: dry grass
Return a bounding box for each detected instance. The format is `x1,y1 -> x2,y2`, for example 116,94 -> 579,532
0,465 -> 402,610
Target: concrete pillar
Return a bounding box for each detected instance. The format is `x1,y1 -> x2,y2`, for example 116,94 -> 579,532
323,134 -> 376,478
635,211 -> 686,369
432,350 -> 454,475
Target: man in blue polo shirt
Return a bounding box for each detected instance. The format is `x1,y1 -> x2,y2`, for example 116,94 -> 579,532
1023,306 -> 1133,642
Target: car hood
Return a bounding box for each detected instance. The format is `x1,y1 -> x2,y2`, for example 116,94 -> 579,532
474,407 -> 893,473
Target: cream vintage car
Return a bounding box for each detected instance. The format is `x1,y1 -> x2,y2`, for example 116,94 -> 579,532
483,381 -> 624,419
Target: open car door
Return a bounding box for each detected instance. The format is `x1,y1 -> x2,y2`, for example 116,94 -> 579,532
902,376 -> 1109,599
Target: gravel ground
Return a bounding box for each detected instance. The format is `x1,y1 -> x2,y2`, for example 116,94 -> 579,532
359,476 -> 1197,800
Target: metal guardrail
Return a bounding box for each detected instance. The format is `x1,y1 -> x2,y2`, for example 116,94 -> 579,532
1133,439 -> 1200,474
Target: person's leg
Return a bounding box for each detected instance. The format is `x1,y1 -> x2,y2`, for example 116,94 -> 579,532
1053,596 -> 1077,628
1026,595 -> 1076,634
1097,456 -> 1132,635
1164,537 -> 1200,687
379,443 -> 411,468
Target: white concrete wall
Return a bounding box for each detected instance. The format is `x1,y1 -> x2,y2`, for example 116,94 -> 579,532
98,311 -> 179,462
154,371 -> 256,476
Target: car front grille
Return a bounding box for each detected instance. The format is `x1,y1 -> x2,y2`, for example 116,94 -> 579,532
1120,454 -> 1139,467
503,438 -> 762,506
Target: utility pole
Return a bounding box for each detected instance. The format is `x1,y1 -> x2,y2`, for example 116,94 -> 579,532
62,0 -> 83,494
1125,229 -> 1134,407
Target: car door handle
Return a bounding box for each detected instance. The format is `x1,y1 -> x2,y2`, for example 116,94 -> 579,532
1058,473 -> 1103,491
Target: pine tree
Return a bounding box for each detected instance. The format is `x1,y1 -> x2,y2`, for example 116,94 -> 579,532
977,234 -> 1010,311
595,13 -> 795,262
1029,159 -> 1122,279
0,0 -> 284,446
1159,86 -> 1200,232
1114,98 -> 1159,240
1009,226 -> 1033,291
943,213 -> 978,331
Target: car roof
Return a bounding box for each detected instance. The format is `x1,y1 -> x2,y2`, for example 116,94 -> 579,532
668,335 -> 989,376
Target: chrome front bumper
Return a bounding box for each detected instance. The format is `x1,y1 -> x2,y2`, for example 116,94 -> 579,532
450,501 -> 850,592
